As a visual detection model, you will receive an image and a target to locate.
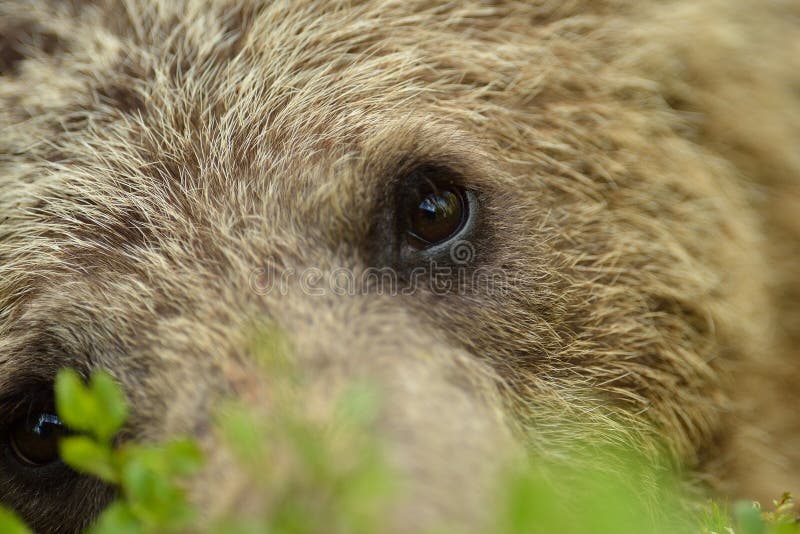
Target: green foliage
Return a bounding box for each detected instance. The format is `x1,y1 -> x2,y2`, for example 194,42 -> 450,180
211,387 -> 393,534
0,507 -> 32,534
211,329 -> 394,534
0,360 -> 797,534
55,369 -> 128,443
492,433 -> 742,534
55,369 -> 203,534
494,458 -> 799,534
702,501 -> 736,534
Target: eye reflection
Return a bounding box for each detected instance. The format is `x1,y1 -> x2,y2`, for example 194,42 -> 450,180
9,411 -> 69,467
407,187 -> 467,249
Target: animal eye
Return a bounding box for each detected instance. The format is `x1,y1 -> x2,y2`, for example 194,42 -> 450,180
406,186 -> 469,249
9,411 -> 69,467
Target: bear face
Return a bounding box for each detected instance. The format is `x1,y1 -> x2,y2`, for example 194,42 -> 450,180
1,1 -> 798,532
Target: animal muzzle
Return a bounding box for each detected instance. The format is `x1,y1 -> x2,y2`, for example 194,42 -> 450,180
174,296 -> 520,533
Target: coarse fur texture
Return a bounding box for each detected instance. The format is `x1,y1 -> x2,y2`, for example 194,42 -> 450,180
0,0 -> 798,531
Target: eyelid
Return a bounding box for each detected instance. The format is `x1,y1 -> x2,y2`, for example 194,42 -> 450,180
407,228 -> 434,246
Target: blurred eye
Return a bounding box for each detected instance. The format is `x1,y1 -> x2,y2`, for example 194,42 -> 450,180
407,186 -> 469,249
9,411 -> 69,467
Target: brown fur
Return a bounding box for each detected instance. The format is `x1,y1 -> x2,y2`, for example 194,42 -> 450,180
1,0 -> 798,532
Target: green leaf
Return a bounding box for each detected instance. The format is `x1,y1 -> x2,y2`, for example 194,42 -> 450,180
120,450 -> 194,530
0,507 -> 33,534
736,501 -> 766,534
60,436 -> 117,483
773,524 -> 800,534
163,439 -> 204,477
55,369 -> 128,443
217,406 -> 267,466
90,372 -> 129,442
88,502 -> 143,534
55,369 -> 99,436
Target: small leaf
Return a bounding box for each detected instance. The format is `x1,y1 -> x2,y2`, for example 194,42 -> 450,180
90,372 -> 129,442
88,502 -> 143,534
60,436 -> 117,483
735,501 -> 766,534
0,507 -> 33,534
121,451 -> 193,529
163,439 -> 204,476
217,406 -> 267,465
55,369 -> 99,436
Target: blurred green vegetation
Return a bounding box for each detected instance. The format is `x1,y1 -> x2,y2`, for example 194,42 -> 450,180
0,338 -> 797,533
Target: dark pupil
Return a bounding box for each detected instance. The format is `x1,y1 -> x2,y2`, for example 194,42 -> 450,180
409,189 -> 464,247
10,412 -> 67,466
